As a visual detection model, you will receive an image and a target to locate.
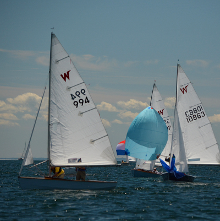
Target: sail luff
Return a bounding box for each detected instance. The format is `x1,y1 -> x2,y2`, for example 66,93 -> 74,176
48,32 -> 53,172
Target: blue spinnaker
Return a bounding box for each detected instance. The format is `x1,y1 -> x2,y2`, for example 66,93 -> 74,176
125,106 -> 168,161
160,155 -> 185,179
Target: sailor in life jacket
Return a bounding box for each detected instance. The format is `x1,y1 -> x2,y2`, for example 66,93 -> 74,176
76,158 -> 86,181
50,166 -> 65,179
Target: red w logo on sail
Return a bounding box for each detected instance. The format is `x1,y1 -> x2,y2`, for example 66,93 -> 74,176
180,85 -> 188,94
61,70 -> 71,82
158,109 -> 164,115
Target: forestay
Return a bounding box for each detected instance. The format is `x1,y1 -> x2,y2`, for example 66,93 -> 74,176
49,34 -> 117,167
176,65 -> 220,165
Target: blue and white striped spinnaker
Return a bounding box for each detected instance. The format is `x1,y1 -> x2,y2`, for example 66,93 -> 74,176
125,106 -> 168,161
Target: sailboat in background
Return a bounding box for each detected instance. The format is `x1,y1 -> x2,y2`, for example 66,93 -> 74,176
175,64 -> 220,165
161,63 -> 220,181
151,83 -> 173,165
18,142 -> 27,160
160,105 -> 194,182
116,140 -> 135,164
125,106 -> 168,177
18,33 -> 118,190
129,83 -> 172,177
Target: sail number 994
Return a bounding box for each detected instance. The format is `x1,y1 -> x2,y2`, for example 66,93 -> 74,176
70,89 -> 90,108
185,105 -> 205,123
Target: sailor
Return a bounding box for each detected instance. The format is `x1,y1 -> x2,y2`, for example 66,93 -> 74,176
153,168 -> 160,174
165,154 -> 171,163
76,158 -> 86,181
50,166 -> 65,179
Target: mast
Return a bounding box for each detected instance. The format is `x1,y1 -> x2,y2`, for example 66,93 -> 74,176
48,32 -> 53,172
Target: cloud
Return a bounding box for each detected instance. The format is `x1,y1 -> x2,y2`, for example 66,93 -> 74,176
124,61 -> 139,67
0,93 -> 48,127
186,60 -> 209,67
102,119 -> 111,127
0,119 -> 19,126
97,102 -> 118,112
70,54 -> 118,71
112,119 -> 124,124
36,56 -> 49,66
144,59 -> 159,65
0,113 -> 18,120
0,48 -> 49,66
209,114 -> 220,123
117,99 -> 148,110
7,93 -> 41,105
164,97 -> 176,109
112,119 -> 131,125
22,114 -> 36,120
118,111 -> 139,120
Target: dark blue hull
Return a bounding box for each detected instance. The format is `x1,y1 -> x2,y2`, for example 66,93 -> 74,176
161,172 -> 194,182
132,169 -> 161,178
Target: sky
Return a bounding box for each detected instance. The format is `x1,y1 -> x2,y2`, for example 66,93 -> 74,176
0,0 -> 220,159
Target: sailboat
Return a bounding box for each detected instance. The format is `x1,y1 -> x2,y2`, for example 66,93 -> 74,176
151,83 -> 173,164
116,140 -> 135,164
18,142 -> 27,160
160,105 -> 194,182
18,33 -> 118,190
175,64 -> 220,165
125,106 -> 168,177
127,83 -> 172,177
160,63 -> 220,181
133,83 -> 173,177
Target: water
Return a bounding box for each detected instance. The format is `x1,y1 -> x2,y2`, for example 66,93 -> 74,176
1,160 -> 220,220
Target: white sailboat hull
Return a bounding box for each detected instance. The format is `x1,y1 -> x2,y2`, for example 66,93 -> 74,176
18,177 -> 117,190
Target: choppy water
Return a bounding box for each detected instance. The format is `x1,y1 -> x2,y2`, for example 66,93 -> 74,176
1,160 -> 220,220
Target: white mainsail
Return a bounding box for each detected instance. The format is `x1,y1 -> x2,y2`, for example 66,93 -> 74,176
176,64 -> 220,165
150,83 -> 173,161
170,106 -> 188,173
49,34 -> 117,167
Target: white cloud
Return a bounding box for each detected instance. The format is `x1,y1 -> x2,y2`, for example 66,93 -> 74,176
70,54 -> 118,71
124,61 -> 139,67
118,111 -> 139,120
22,114 -> 36,120
112,119 -> 124,124
117,99 -> 148,110
144,59 -> 159,65
164,97 -> 175,109
186,60 -> 209,67
0,93 -> 48,127
97,102 -> 118,112
102,119 -> 111,127
0,48 -> 49,66
209,114 -> 220,123
36,56 -> 49,66
0,119 -> 19,126
7,93 -> 41,105
0,113 -> 18,120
